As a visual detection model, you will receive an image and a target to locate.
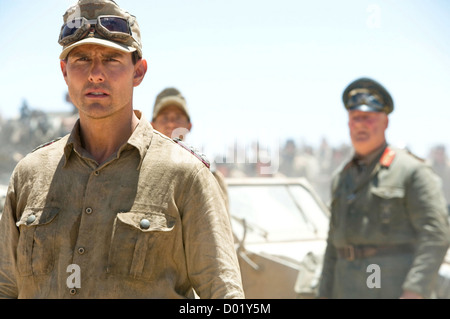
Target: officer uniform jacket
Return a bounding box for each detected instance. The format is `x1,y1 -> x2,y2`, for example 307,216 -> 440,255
0,111 -> 244,299
318,144 -> 450,298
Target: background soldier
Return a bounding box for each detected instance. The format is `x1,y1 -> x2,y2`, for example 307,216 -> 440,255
151,87 -> 192,141
317,77 -> 450,298
151,87 -> 229,213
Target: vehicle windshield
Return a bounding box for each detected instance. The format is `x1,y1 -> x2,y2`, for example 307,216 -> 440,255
0,185 -> 7,220
228,183 -> 329,243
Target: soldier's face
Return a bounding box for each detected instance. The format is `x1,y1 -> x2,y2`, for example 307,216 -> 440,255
348,110 -> 388,156
60,44 -> 147,120
152,105 -> 192,140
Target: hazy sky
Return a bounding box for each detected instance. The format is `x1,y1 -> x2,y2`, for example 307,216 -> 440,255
0,0 -> 449,159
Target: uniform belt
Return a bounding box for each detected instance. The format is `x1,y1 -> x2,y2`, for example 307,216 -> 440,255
336,243 -> 414,261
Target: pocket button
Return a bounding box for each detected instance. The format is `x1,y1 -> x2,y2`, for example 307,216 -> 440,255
26,214 -> 36,225
140,218 -> 150,230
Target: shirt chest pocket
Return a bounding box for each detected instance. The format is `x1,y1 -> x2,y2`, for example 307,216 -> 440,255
370,187 -> 406,225
16,207 -> 60,276
107,211 -> 176,281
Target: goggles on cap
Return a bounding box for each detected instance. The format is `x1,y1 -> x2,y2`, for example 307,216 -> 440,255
58,15 -> 133,47
347,92 -> 385,111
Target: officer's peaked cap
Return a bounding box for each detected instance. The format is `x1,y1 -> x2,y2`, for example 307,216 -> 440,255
342,77 -> 394,114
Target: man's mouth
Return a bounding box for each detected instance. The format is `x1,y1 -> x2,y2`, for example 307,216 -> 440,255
354,132 -> 369,140
86,91 -> 109,98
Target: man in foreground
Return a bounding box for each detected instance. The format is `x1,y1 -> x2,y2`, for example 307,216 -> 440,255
0,0 -> 244,299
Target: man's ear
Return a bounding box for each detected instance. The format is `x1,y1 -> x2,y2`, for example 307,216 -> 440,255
60,60 -> 69,85
133,58 -> 147,87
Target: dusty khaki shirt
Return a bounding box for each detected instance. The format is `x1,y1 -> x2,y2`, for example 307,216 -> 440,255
0,111 -> 244,299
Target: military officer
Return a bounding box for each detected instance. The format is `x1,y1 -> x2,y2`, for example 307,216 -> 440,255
0,0 -> 244,299
317,77 -> 450,299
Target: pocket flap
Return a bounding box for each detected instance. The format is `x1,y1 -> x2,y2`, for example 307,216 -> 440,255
117,211 -> 176,232
16,207 -> 60,227
371,187 -> 405,199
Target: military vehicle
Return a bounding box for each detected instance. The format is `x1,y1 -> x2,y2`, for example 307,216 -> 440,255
0,184 -> 7,219
226,177 -> 329,298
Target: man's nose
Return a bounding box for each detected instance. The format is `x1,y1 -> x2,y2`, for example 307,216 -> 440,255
88,60 -> 105,83
166,121 -> 178,131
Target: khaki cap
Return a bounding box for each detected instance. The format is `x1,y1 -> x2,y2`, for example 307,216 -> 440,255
153,88 -> 190,122
58,0 -> 142,60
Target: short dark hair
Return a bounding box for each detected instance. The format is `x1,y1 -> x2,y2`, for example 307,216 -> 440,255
131,51 -> 140,65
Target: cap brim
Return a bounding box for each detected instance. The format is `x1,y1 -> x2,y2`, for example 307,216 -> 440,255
59,37 -> 137,60
348,104 -> 383,112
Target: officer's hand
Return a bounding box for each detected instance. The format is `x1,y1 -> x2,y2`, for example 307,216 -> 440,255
399,291 -> 423,299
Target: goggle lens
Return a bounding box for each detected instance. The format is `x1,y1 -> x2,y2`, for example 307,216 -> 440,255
99,17 -> 129,33
61,18 -> 85,39
59,16 -> 131,46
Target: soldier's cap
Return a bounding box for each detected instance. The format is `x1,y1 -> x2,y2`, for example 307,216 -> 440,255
152,88 -> 190,122
342,77 -> 394,114
58,0 -> 142,60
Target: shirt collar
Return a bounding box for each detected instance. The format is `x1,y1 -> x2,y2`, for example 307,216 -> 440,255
63,110 -> 153,169
352,142 -> 388,168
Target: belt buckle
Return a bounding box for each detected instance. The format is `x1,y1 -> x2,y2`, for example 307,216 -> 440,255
343,245 -> 355,261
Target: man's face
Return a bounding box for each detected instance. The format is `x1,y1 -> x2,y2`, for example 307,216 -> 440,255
151,105 -> 192,139
348,110 -> 388,156
60,44 -> 146,120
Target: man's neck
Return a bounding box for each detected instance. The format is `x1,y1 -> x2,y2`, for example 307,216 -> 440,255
79,110 -> 140,164
354,142 -> 387,166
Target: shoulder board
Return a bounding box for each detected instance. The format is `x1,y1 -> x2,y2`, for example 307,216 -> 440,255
379,147 -> 396,167
172,138 -> 210,169
32,137 -> 62,153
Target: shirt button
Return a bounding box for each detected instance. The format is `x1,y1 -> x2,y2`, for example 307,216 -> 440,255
69,288 -> 77,295
78,247 -> 85,255
85,207 -> 93,214
26,214 -> 36,225
94,170 -> 100,176
140,219 -> 150,229
347,194 -> 356,202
